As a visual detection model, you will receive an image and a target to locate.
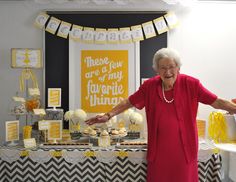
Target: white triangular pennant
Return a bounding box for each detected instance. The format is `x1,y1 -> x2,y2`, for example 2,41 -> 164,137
164,12 -> 179,29
131,25 -> 144,42
45,17 -> 61,35
107,28 -> 119,44
95,28 -> 107,44
57,21 -> 71,39
119,27 -> 132,44
153,17 -> 169,34
82,27 -> 94,43
34,12 -> 49,29
69,25 -> 83,41
142,21 -> 156,39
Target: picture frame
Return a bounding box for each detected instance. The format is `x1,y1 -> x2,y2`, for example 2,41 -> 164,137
11,48 -> 42,68
48,88 -> 61,108
5,120 -> 19,142
47,120 -> 62,141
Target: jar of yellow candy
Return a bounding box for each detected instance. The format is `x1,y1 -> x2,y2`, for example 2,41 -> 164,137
23,125 -> 32,139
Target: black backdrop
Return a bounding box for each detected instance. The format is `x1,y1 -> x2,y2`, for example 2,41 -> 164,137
45,11 -> 167,119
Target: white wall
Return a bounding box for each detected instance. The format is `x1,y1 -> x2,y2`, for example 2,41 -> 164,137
0,1 -> 236,141
0,2 -> 44,144
169,2 -> 236,122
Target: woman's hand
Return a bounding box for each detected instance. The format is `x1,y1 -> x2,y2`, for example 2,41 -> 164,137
85,114 -> 109,125
232,98 -> 236,104
85,99 -> 133,125
211,98 -> 236,114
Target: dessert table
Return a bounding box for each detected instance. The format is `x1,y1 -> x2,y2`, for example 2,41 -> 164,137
0,143 -> 222,182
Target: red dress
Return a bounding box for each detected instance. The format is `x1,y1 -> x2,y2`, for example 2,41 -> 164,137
129,74 -> 217,182
146,90 -> 198,182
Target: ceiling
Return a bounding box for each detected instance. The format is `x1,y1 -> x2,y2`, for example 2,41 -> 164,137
0,0 -> 187,11
1,0 -> 234,11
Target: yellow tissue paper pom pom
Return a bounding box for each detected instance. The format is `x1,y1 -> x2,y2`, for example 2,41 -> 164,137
208,112 -> 228,143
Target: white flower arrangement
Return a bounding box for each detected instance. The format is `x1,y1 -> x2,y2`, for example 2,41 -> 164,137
64,109 -> 87,124
110,115 -> 117,125
123,108 -> 134,121
64,110 -> 74,121
129,111 -> 143,124
73,109 -> 87,122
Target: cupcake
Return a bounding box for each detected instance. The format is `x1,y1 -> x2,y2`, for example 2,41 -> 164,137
100,130 -> 109,137
89,129 -> 97,136
119,127 -> 127,136
111,129 -> 119,136
83,127 -> 91,135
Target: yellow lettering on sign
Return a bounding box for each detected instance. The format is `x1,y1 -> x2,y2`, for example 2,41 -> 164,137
81,50 -> 128,113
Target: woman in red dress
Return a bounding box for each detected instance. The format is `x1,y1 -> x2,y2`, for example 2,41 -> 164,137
86,48 -> 236,182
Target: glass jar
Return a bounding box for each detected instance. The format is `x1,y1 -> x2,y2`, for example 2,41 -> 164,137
25,96 -> 40,112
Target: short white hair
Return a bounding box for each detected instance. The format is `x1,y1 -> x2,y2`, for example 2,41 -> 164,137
152,48 -> 182,72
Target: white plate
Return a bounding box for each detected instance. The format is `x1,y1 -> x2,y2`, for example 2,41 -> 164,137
214,143 -> 236,153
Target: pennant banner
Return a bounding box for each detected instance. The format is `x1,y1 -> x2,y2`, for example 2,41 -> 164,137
34,11 -> 178,44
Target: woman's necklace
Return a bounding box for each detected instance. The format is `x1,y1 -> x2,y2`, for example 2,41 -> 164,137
162,83 -> 174,103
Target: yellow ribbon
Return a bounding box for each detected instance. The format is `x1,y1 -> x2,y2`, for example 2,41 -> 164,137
18,150 -> 139,159
50,151 -> 63,157
117,150 -> 128,158
20,150 -> 29,157
19,69 -> 38,92
84,151 -> 95,157
208,112 -> 228,143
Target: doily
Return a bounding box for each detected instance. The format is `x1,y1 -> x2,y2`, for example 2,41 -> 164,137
0,149 -> 21,163
128,151 -> 147,164
96,151 -> 117,164
29,150 -> 51,163
62,150 -> 86,164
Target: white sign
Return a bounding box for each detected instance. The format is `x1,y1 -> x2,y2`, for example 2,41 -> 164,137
38,120 -> 49,130
24,138 -> 36,148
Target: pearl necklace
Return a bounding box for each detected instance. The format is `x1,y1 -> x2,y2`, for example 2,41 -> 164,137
162,83 -> 174,103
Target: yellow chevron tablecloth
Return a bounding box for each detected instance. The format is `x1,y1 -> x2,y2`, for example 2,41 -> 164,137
0,144 -> 222,182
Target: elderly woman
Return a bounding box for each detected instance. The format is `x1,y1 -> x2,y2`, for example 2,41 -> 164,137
86,48 -> 236,182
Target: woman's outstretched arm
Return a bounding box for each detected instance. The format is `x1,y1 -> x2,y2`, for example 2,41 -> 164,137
85,99 -> 133,125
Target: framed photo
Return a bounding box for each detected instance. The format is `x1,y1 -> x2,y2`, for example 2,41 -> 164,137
5,120 -> 19,142
11,48 -> 42,68
48,88 -> 61,108
69,40 -> 138,113
48,120 -> 62,140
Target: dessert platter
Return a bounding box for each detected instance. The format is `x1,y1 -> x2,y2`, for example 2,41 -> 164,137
40,141 -> 91,149
110,128 -> 127,139
116,140 -> 147,149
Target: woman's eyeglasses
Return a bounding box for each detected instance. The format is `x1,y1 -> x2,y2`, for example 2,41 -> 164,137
159,65 -> 177,72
